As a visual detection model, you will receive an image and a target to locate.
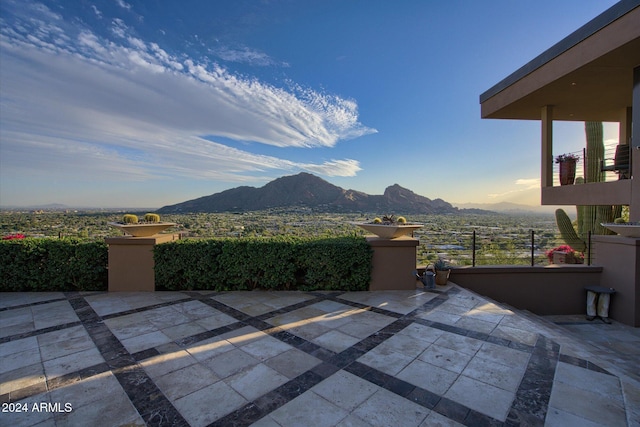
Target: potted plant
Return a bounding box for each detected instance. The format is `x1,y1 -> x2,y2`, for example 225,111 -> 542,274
556,153 -> 579,185
433,258 -> 451,285
109,213 -> 176,237
353,214 -> 423,239
545,245 -> 584,264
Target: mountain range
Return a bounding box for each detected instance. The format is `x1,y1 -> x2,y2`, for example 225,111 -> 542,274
158,172 -> 486,214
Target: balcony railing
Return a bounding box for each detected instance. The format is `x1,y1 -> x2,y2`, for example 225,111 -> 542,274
417,229 -> 595,267
553,142 -> 630,186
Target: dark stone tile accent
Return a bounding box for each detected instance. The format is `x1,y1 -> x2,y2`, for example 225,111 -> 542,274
274,370 -> 324,401
328,348 -> 365,369
558,353 -> 614,376
207,402 -> 264,427
0,297 -> 67,312
253,390 -> 291,414
8,381 -> 48,402
66,295 -> 189,427
100,300 -> 182,321
465,330 -> 490,341
406,387 -> 440,409
487,335 -> 512,347
132,347 -> 161,362
174,322 -> 244,347
255,296 -> 325,321
585,361 -> 612,375
296,341 -> 335,362
221,370 -> 328,427
407,293 -> 449,316
144,407 -> 191,427
114,368 -> 187,427
105,354 -> 136,371
465,409 -> 506,427
508,335 -> 559,426
346,363 -> 453,409
216,367 -> 329,427
0,321 -> 83,344
434,397 -> 471,424
47,372 -> 81,390
553,321 -> 593,325
380,317 -> 414,333
343,360 -> 372,378
383,375 -> 416,398
352,334 -> 385,353
243,317 -> 272,330
181,290 -> 219,298
447,286 -> 462,295
429,321 -> 469,336
506,407 -> 542,427
310,362 -> 341,379
509,341 -> 534,353
267,330 -> 306,347
78,362 -> 110,379
535,335 -> 560,354
198,298 -> 253,322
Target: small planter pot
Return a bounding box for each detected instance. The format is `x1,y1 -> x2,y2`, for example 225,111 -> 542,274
559,160 -> 577,185
108,222 -> 176,237
353,222 -> 423,239
434,269 -> 450,286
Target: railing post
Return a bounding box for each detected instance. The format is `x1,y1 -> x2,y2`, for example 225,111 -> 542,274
587,231 -> 592,265
531,230 -> 535,266
472,230 -> 476,267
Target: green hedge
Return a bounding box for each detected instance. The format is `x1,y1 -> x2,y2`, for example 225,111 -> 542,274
154,236 -> 373,291
0,236 -> 372,292
0,239 -> 108,291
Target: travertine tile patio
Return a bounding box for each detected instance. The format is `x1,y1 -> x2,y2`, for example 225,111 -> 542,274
1,284 -> 638,426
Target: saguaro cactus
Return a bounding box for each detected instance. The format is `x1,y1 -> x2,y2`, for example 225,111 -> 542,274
555,208 -> 587,252
555,122 -> 622,251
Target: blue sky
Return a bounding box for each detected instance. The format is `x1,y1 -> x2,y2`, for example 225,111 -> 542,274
0,0 -> 620,208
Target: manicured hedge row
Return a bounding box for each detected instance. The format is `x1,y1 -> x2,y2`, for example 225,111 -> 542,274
0,236 -> 372,292
154,236 -> 373,291
0,239 -> 108,291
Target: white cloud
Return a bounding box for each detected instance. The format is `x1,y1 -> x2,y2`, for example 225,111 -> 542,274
115,0 -> 132,11
301,160 -> 362,177
0,4 -> 375,190
111,18 -> 128,39
488,178 -> 540,199
211,45 -> 287,67
515,178 -> 540,190
91,6 -> 102,19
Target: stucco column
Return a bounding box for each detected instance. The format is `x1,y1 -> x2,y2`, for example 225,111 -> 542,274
541,105 -> 554,189
366,236 -> 419,291
631,66 -> 640,221
593,235 -> 640,327
106,234 -> 179,291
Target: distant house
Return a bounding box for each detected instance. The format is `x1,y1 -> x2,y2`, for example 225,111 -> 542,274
480,0 -> 640,326
480,0 -> 639,212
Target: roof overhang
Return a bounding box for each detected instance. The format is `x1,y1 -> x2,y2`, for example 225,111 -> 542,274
480,1 -> 640,122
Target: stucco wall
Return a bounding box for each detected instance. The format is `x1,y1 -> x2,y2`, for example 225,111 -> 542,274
450,265 -> 602,316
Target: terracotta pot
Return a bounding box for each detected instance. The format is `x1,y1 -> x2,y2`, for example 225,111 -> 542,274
435,269 -> 450,286
559,161 -> 577,185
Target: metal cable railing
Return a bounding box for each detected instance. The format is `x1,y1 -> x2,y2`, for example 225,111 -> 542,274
418,229 -> 594,267
553,141 -> 628,186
